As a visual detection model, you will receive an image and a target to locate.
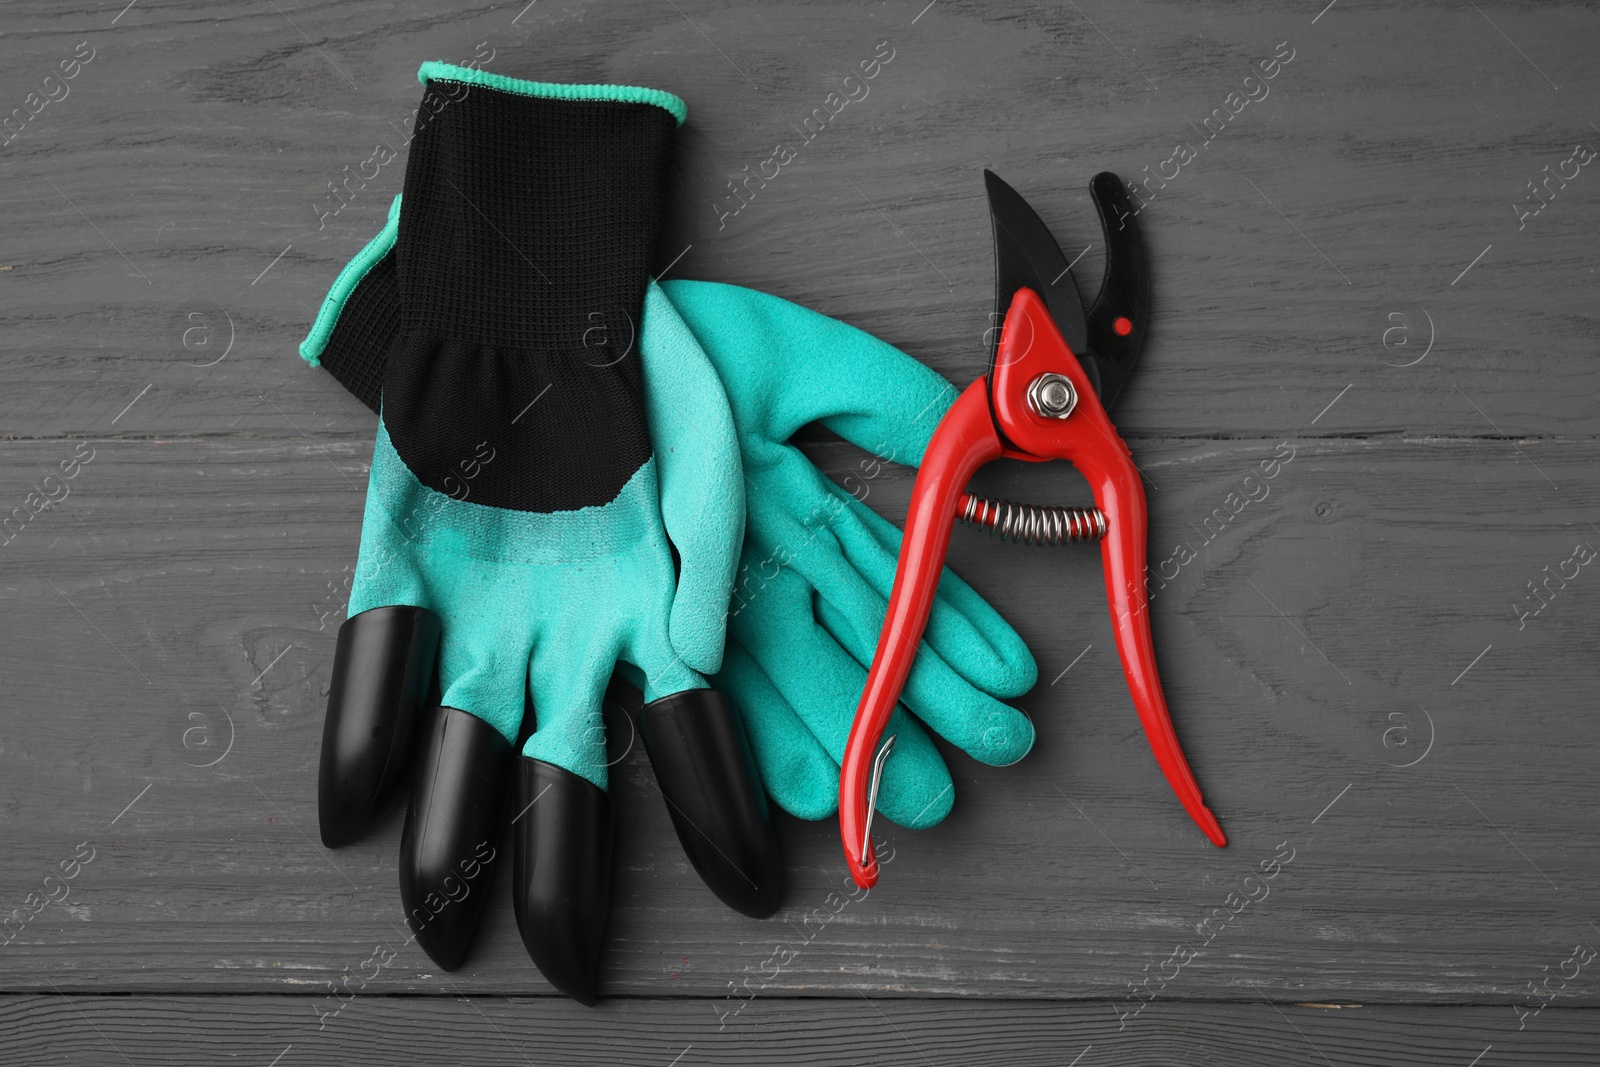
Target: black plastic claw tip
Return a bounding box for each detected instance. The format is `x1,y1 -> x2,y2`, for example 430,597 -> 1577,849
319,606 -> 442,848
639,689 -> 783,918
513,758 -> 613,1006
398,705 -> 513,971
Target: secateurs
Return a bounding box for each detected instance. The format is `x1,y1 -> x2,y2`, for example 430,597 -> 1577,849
839,170 -> 1227,888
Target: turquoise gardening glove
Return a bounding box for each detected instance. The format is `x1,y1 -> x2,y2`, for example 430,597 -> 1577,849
299,65 -> 780,1005
661,281 -> 1038,829
312,218 -> 1038,840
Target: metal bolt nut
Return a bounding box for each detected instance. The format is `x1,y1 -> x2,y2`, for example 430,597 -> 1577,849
1027,373 -> 1077,419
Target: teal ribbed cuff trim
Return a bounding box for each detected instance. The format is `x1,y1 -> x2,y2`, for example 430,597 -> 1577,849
299,195 -> 401,365
415,61 -> 687,126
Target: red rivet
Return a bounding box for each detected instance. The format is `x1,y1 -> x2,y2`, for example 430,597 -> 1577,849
1113,316 -> 1133,337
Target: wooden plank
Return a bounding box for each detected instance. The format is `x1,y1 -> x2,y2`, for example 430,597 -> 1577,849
1,433 -> 1595,999
0,1 -> 1594,440
4,0 -> 1599,1027
0,994 -> 1596,1066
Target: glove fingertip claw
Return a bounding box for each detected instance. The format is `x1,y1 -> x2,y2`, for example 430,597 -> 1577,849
640,689 -> 783,918
320,606 -> 441,848
514,757 -> 612,1006
398,705 -> 514,972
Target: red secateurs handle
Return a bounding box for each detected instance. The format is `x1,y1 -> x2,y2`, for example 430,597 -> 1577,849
839,378 -> 1005,888
839,287 -> 1225,889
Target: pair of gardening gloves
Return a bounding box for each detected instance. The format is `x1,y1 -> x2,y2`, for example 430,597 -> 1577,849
301,62 -> 1037,1004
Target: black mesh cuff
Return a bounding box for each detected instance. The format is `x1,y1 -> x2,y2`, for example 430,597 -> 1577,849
396,69 -> 680,352
318,247 -> 398,414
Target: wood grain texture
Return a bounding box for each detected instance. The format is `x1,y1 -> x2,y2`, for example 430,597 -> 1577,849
1,436 -> 1595,1001
1,995 -> 1597,1066
0,0 -> 1595,440
1,0 -> 1598,1047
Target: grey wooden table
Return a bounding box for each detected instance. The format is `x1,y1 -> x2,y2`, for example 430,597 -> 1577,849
3,1 -> 1598,1063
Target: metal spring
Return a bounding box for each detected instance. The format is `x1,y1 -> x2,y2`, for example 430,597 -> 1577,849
958,494 -> 1107,546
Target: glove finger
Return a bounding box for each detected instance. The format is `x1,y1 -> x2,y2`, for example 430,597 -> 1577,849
354,415 -> 537,747
825,483 -> 1036,700
375,537 -> 524,973
513,750 -> 609,1004
636,685 -> 783,918
400,702 -> 513,972
756,485 -> 1035,766
517,626 -> 617,1003
714,640 -> 837,821
728,563 -> 953,829
627,605 -> 782,916
320,425 -> 446,848
745,464 -> 1035,699
812,592 -> 1035,768
640,282 -> 743,676
427,565 -> 537,750
522,627 -> 620,792
320,604 -> 440,848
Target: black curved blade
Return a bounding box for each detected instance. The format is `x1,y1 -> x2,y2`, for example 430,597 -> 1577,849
1081,172 -> 1152,411
985,170 -> 1087,373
